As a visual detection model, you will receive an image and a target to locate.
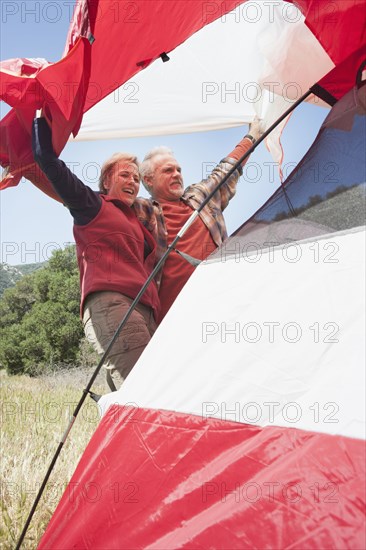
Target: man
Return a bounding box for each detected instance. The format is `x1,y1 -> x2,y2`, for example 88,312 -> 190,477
134,119 -> 262,323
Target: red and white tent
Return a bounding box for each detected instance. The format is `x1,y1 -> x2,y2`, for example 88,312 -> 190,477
37,78 -> 366,547
1,0 -> 365,197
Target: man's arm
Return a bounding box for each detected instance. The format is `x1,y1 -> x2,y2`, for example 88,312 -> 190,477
32,117 -> 101,225
185,118 -> 262,212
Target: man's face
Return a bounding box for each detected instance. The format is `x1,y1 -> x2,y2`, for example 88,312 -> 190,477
146,154 -> 184,202
104,161 -> 140,206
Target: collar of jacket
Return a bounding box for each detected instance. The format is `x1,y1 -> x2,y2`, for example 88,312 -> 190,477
151,193 -> 196,207
100,193 -> 136,217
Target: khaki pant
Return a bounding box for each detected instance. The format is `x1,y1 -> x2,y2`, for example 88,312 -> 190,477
83,291 -> 157,388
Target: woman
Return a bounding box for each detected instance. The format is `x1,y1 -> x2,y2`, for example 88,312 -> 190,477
32,112 -> 159,390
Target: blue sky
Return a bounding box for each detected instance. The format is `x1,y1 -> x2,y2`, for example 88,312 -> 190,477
0,1 -> 329,265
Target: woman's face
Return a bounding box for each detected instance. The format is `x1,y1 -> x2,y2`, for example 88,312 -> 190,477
104,161 -> 140,206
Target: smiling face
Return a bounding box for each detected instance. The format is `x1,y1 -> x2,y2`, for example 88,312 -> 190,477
103,161 -> 140,206
145,154 -> 184,202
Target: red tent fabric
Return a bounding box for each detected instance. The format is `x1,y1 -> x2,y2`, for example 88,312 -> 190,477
0,38 -> 90,200
0,0 -> 365,197
38,405 -> 366,549
0,0 -> 241,199
292,0 -> 365,66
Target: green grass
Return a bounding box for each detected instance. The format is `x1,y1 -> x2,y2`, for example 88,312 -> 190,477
0,369 -> 105,549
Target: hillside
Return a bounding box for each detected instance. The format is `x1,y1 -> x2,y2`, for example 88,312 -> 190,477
0,261 -> 46,297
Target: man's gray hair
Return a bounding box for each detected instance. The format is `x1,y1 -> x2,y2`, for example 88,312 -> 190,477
140,146 -> 174,191
99,152 -> 140,194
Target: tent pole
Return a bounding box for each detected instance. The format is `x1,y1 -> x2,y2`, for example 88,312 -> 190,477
15,86 -> 312,549
197,88 -> 313,211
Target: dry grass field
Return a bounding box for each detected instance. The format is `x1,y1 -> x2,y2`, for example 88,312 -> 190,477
0,369 -> 106,549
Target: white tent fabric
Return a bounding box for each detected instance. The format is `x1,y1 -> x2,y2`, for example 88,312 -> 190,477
75,1 -> 333,150
99,226 -> 366,441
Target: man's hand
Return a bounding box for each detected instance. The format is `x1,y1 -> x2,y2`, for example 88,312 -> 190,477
248,116 -> 263,141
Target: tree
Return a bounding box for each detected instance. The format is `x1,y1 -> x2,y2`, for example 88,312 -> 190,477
0,246 -> 85,375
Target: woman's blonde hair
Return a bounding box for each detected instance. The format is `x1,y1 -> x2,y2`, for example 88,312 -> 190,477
99,152 -> 140,194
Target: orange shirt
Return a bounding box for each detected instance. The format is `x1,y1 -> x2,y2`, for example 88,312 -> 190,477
227,139 -> 252,163
157,137 -> 252,323
158,200 -> 216,323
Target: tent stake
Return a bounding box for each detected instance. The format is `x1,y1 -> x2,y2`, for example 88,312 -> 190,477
15,86 -> 312,549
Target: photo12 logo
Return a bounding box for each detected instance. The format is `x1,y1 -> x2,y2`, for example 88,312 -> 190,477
201,1 -> 303,25
201,400 -> 340,425
1,1 -> 140,24
201,321 -> 340,344
201,480 -> 339,504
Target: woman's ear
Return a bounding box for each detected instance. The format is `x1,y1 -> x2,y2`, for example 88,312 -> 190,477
103,177 -> 110,191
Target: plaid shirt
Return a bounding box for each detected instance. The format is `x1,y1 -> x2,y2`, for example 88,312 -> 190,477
133,157 -> 243,286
